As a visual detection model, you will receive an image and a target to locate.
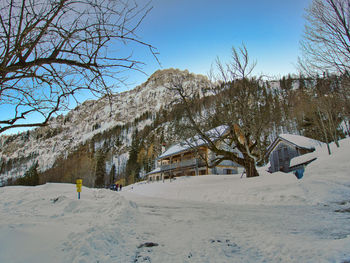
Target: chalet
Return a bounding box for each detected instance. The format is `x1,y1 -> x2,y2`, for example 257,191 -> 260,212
146,126 -> 241,181
266,134 -> 322,173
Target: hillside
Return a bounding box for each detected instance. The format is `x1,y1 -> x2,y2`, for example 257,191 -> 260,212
0,139 -> 349,262
0,69 -> 211,185
1,70 -> 347,187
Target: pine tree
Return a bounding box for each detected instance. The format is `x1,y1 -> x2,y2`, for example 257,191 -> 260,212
17,161 -> 39,186
94,150 -> 106,188
125,130 -> 141,184
109,164 -> 116,185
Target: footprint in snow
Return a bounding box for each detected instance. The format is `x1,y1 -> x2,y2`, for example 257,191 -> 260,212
209,239 -> 240,257
134,242 -> 159,263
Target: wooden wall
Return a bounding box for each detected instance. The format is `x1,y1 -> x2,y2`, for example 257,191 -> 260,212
269,141 -> 300,173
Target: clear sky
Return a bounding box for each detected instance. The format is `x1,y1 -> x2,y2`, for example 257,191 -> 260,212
2,0 -> 312,135
123,0 -> 312,87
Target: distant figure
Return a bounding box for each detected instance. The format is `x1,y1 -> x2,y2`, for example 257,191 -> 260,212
240,169 -> 246,178
116,184 -> 119,191
119,184 -> 122,191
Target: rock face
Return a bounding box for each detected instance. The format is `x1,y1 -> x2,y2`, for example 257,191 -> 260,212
0,69 -> 212,184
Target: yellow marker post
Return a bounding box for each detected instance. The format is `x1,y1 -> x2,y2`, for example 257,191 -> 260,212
76,179 -> 82,199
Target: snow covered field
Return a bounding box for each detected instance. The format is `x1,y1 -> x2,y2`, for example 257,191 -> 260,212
1,139 -> 350,262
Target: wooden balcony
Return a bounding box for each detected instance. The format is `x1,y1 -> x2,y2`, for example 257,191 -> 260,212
160,158 -> 206,171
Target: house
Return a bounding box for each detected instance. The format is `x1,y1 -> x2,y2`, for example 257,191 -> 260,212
266,134 -> 322,173
146,126 -> 241,182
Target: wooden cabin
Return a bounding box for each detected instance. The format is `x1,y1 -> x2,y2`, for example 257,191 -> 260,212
266,134 -> 322,173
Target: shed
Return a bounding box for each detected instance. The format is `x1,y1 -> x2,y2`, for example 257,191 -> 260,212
266,134 -> 322,173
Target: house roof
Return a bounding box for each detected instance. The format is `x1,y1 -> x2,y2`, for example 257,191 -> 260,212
279,134 -> 322,150
266,134 -> 323,156
158,125 -> 228,159
145,167 -> 161,176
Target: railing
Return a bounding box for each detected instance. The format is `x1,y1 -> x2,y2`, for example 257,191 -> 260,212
160,158 -> 205,171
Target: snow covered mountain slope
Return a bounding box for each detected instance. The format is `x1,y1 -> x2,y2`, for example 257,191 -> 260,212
0,69 -> 211,183
0,138 -> 349,262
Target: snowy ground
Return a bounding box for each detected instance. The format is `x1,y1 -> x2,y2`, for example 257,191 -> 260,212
1,139 -> 350,262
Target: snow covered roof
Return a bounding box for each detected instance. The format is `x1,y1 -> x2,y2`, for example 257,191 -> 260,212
158,144 -> 189,159
290,152 -> 318,168
267,133 -> 323,155
145,167 -> 161,176
158,125 -> 228,159
279,134 -> 322,150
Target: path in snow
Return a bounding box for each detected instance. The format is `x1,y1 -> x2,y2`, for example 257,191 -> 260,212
0,183 -> 349,263
121,191 -> 350,263
1,139 -> 350,262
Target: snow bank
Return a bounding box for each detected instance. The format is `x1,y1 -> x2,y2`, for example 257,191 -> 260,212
0,184 -> 140,263
126,138 -> 350,206
0,138 -> 349,263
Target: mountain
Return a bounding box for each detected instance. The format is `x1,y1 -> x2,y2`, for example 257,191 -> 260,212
0,69 -> 212,186
1,71 -> 346,186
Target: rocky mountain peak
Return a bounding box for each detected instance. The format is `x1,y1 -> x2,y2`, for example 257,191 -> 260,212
0,68 -> 211,183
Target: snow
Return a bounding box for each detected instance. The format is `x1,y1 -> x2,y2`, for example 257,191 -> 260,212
1,138 -> 350,262
290,152 -> 318,168
158,143 -> 188,159
0,184 -> 140,263
279,133 -> 323,150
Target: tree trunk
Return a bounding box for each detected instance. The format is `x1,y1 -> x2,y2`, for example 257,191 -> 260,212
244,158 -> 259,178
317,108 -> 331,155
327,110 -> 340,148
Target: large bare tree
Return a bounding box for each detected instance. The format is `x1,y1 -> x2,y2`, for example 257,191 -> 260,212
0,0 -> 157,134
170,45 -> 276,177
299,0 -> 350,75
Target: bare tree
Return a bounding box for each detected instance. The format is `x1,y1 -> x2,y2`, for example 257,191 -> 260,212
170,45 -> 276,177
0,0 -> 157,134
299,0 -> 350,75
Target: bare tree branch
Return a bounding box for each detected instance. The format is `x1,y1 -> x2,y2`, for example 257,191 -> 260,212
167,45 -> 275,177
299,0 -> 350,75
0,0 -> 158,133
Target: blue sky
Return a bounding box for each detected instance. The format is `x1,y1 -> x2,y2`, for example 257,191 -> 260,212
123,0 -> 312,87
2,0 -> 312,134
